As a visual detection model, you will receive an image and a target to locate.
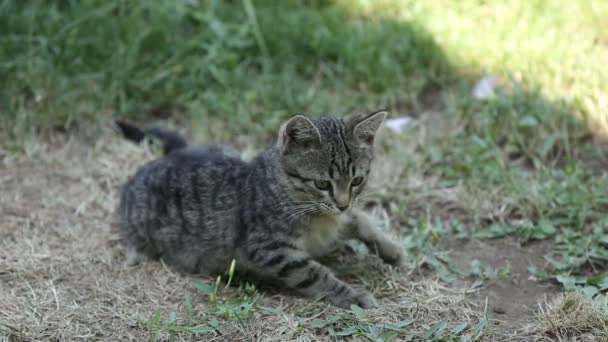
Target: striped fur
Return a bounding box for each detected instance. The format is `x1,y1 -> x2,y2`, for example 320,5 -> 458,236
117,110 -> 403,308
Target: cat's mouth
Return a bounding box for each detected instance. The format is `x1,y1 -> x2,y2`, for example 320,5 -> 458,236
319,203 -> 349,216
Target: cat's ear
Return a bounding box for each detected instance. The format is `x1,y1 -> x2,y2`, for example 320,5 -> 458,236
346,110 -> 387,148
278,115 -> 322,153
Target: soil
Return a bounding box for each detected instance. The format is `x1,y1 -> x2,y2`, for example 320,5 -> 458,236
442,237 -> 561,333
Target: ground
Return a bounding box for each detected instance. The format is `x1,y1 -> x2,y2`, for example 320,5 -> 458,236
2,129 -> 604,341
444,237 -> 560,331
2,1 -> 608,341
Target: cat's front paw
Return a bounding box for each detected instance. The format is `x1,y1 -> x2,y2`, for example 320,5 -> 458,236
353,290 -> 378,309
377,240 -> 405,266
330,290 -> 378,309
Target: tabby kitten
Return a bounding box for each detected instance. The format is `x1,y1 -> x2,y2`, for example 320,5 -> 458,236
116,111 -> 403,308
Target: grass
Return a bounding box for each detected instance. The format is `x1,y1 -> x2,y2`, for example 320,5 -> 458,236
148,283 -> 491,341
0,0 -> 452,141
146,257 -> 491,341
532,292 -> 608,340
1,0 -> 608,340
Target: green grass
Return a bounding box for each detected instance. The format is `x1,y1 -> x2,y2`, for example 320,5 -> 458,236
0,0 -> 453,141
148,276 -> 491,341
2,0 -> 606,138
2,0 -> 608,339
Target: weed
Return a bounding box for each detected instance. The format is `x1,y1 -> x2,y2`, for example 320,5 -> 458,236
148,259 -> 260,340
147,271 -> 491,341
526,219 -> 608,301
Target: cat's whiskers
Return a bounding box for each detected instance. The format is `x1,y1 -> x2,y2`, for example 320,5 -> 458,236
271,200 -> 318,210
282,206 -> 319,222
354,191 -> 381,206
274,200 -> 323,221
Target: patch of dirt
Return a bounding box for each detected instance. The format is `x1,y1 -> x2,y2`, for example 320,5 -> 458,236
443,237 -> 561,334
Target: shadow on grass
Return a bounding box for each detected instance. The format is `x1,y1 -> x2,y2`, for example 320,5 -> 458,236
0,1 -> 448,138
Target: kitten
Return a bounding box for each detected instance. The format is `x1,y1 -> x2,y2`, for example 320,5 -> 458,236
115,111 -> 403,308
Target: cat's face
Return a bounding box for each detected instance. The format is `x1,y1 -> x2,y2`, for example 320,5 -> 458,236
278,110 -> 386,215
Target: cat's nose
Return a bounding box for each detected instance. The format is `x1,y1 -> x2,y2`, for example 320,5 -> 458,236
337,204 -> 349,212
335,191 -> 350,211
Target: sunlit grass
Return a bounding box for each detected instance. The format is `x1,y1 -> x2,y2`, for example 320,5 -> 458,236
342,0 -> 608,139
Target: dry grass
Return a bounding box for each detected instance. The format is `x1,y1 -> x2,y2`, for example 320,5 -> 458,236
0,129 -> 491,341
3,127 -> 606,340
526,292 -> 608,342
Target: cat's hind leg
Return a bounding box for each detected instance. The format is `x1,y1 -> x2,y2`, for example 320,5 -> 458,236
121,223 -> 157,267
125,245 -> 146,266
122,232 -> 153,266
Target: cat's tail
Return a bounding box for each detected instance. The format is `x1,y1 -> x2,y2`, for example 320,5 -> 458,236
113,121 -> 188,155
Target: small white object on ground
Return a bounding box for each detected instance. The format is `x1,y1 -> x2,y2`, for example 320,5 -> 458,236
472,75 -> 498,100
384,117 -> 414,133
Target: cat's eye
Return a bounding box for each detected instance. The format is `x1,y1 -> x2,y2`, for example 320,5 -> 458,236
314,180 -> 332,190
351,176 -> 364,187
